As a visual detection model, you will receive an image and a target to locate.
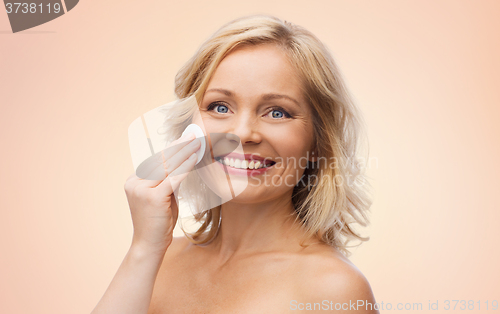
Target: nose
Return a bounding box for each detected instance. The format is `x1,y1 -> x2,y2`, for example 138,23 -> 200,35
225,109 -> 262,145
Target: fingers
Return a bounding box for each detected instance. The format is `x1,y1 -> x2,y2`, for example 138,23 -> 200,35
142,137 -> 200,186
162,138 -> 201,177
135,133 -> 196,179
127,133 -> 200,191
124,172 -> 144,194
131,131 -> 197,182
157,152 -> 198,195
162,132 -> 196,160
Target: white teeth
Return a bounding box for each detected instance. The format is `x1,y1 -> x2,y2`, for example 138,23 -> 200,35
241,160 -> 248,168
218,157 -> 271,170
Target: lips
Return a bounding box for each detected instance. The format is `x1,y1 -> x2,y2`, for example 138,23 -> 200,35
216,152 -> 276,165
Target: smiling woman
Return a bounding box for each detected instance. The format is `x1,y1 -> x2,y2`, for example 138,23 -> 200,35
172,16 -> 372,256
91,14 -> 378,314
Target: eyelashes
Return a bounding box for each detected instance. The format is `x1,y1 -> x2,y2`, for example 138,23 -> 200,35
206,102 -> 228,113
206,102 -> 293,119
269,107 -> 292,119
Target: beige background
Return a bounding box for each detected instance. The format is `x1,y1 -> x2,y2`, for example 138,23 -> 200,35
1,1 -> 499,313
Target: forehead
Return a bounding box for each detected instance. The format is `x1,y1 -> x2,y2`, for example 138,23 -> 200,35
206,44 -> 305,102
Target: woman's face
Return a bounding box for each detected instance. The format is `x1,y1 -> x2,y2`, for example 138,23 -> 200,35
194,44 -> 315,204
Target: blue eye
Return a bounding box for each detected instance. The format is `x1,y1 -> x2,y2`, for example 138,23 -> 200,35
271,110 -> 284,118
269,107 -> 292,119
207,102 -> 292,119
215,104 -> 228,113
207,102 -> 229,114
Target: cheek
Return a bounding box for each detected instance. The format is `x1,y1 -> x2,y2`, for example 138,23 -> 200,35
194,112 -> 222,133
279,133 -> 314,173
192,110 -> 221,137
272,131 -> 309,168
191,109 -> 203,127
281,127 -> 313,155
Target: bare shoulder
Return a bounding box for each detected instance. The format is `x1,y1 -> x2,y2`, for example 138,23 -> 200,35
169,236 -> 191,252
155,236 -> 192,277
291,245 -> 379,313
149,236 -> 191,314
162,236 -> 191,261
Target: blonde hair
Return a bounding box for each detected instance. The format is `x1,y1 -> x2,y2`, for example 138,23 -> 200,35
166,14 -> 373,256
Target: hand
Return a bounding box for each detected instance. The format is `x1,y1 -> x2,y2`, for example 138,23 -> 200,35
124,132 -> 201,254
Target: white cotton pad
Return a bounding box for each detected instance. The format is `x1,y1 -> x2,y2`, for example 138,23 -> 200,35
181,123 -> 206,165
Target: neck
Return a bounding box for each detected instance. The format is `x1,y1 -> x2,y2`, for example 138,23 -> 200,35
206,189 -> 312,260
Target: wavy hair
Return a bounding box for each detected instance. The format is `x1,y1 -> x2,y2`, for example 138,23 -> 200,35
164,14 -> 373,256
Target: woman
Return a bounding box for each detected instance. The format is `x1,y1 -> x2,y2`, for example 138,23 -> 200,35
92,14 -> 378,314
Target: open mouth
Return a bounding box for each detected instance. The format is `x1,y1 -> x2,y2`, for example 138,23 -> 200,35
214,155 -> 276,170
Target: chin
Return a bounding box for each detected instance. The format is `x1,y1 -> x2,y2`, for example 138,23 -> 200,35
227,187 -> 268,204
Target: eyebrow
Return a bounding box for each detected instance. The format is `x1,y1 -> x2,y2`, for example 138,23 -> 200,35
205,88 -> 300,106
